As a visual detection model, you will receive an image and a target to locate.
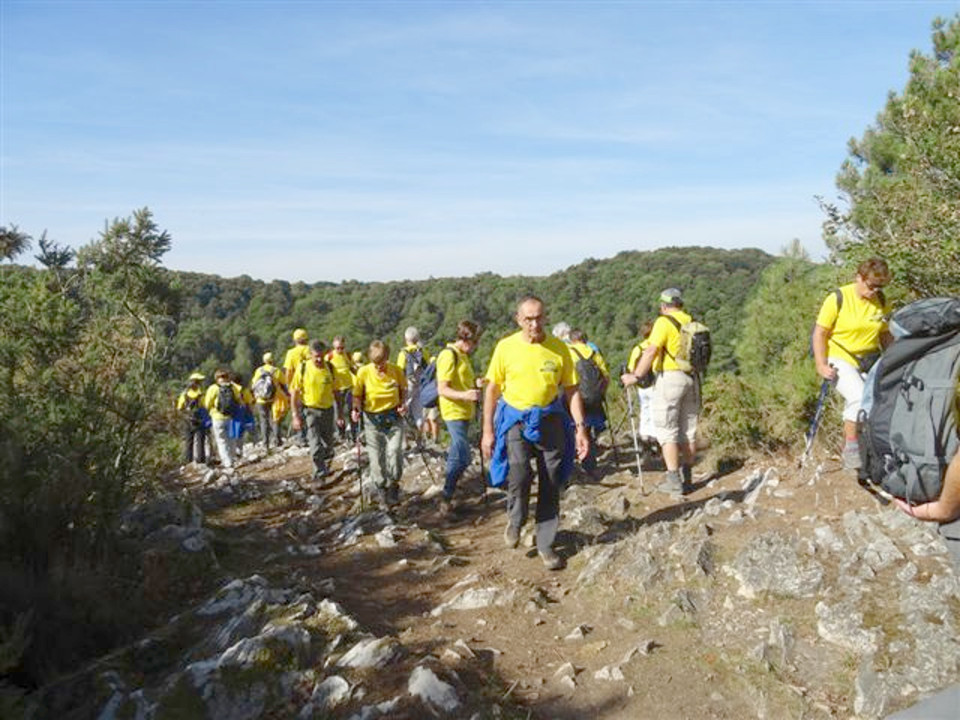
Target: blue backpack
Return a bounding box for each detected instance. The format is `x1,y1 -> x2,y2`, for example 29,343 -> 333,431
419,348 -> 458,409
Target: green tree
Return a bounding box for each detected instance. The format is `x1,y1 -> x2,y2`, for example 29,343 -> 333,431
823,14 -> 960,296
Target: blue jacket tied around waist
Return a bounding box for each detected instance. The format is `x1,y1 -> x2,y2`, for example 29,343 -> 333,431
488,395 -> 575,488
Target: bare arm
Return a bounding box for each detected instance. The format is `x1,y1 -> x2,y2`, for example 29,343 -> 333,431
565,386 -> 590,461
439,380 -> 481,403
895,452 -> 960,523
481,381 -> 502,459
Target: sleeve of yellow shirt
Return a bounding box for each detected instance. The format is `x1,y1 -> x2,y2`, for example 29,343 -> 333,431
436,347 -> 457,383
815,291 -> 841,329
593,350 -> 609,378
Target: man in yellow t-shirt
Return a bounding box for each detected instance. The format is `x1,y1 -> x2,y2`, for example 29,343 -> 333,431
283,328 -> 312,445
481,296 -> 589,571
326,335 -> 356,442
436,320 -> 482,514
812,257 -> 893,470
176,372 -> 208,464
352,340 -> 408,507
622,288 -> 700,497
291,339 -> 336,483
251,352 -> 286,452
397,327 -> 434,439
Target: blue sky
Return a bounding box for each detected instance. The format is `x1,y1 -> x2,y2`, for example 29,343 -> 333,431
1,1 -> 954,282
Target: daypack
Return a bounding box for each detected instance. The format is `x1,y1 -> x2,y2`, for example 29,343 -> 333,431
663,315 -> 712,376
252,367 -> 276,401
216,383 -> 239,417
403,347 -> 425,382
571,346 -> 607,408
858,297 -> 960,504
419,348 -> 458,409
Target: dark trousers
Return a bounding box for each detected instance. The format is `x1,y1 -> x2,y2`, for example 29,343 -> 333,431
305,406 -> 335,475
256,402 -> 280,449
505,414 -> 565,531
185,423 -> 207,464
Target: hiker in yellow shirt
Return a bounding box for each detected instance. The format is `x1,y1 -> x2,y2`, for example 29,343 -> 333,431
568,328 -> 609,476
353,340 -> 408,507
437,320 -> 483,515
176,372 -> 209,464
627,320 -> 660,449
813,257 -> 893,470
291,340 -> 337,484
203,369 -> 244,469
482,296 -> 590,571
326,335 -> 356,443
283,328 -> 312,446
251,352 -> 286,452
622,288 -> 699,497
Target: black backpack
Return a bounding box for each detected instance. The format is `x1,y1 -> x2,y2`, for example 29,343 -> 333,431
216,382 -> 239,417
571,347 -> 607,409
858,297 -> 960,504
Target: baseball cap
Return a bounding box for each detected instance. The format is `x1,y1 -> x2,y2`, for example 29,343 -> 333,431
189,372 -> 205,381
293,328 -> 308,342
659,288 -> 683,304
262,352 -> 274,363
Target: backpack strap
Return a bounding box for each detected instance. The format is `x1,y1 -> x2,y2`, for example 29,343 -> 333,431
660,314 -> 682,363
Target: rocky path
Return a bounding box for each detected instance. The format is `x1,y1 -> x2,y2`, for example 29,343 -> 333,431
44,436 -> 960,719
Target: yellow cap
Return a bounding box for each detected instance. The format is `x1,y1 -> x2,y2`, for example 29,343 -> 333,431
351,351 -> 363,363
189,372 -> 205,381
262,352 -> 274,363
293,328 -> 308,342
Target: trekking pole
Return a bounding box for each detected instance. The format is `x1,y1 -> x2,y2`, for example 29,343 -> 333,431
404,412 -> 437,483
477,392 -> 488,507
799,378 -> 831,469
356,432 -> 365,512
620,365 -> 644,491
602,397 -> 621,469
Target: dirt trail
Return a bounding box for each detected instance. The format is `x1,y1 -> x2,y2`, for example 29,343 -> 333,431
178,436 -> 883,719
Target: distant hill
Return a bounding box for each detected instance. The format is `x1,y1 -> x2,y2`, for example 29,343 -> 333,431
167,246 -> 775,381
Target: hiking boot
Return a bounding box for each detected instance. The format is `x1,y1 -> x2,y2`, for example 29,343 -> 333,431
386,485 -> 400,507
503,524 -> 520,549
843,442 -> 862,470
658,470 -> 683,498
539,546 -> 565,571
681,465 -> 693,492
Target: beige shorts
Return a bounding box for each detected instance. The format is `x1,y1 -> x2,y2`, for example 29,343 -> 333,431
424,406 -> 440,421
653,370 -> 699,445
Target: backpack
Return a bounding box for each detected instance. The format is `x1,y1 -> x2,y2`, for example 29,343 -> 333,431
216,383 -> 239,417
663,315 -> 712,376
252,367 -> 276,401
419,348 -> 458,409
858,297 -> 960,504
571,347 -> 607,408
403,347 -> 425,382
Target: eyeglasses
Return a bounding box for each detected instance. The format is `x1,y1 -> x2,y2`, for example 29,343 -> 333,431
865,280 -> 887,291
520,315 -> 544,324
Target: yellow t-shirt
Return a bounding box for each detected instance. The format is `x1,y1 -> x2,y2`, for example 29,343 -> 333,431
568,342 -> 609,378
283,344 -> 311,381
437,344 -> 476,422
354,363 -> 407,414
627,338 -> 662,374
176,387 -> 204,411
203,382 -> 243,421
648,310 -> 692,372
397,344 -> 433,375
290,359 -> 335,410
325,350 -> 355,391
816,283 -> 891,366
485,332 -> 576,410
251,364 -> 284,405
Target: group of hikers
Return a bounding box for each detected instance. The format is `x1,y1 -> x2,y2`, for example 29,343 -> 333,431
177,263 -> 960,568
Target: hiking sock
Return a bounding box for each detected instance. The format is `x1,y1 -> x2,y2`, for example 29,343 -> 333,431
658,470 -> 683,496
843,441 -> 861,470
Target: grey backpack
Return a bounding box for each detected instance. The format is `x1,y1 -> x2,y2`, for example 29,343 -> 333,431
858,297 -> 960,503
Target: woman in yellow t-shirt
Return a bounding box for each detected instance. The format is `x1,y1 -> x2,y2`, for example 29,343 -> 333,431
352,340 -> 408,507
